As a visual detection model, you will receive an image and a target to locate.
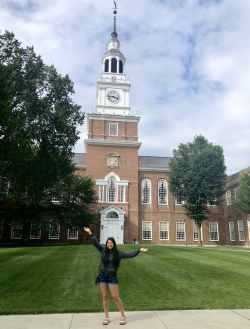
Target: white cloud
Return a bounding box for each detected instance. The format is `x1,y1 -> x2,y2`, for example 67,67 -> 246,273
1,0 -> 250,175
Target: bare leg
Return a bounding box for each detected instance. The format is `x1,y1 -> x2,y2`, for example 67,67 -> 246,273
109,285 -> 125,318
100,284 -> 109,319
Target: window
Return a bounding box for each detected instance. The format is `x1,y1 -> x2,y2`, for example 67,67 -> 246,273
193,223 -> 203,241
0,181 -> 9,200
176,222 -> 186,241
70,194 -> 81,204
105,59 -> 109,72
120,186 -> 125,203
158,179 -> 168,205
68,228 -> 78,239
119,60 -> 123,73
107,211 -> 119,218
0,219 -> 4,239
159,222 -> 169,240
107,177 -> 117,202
209,222 -> 219,241
98,185 -> 104,202
111,58 -> 117,73
142,179 -> 151,204
238,221 -> 245,241
175,196 -> 183,205
229,222 -> 235,241
226,190 -> 232,205
49,220 -> 60,239
109,123 -> 118,136
11,223 -> 22,239
234,187 -> 239,199
52,194 -> 63,203
30,223 -> 41,239
207,199 -> 216,206
142,221 -> 152,240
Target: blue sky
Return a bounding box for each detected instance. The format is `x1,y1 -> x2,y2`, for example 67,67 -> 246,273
1,0 -> 250,175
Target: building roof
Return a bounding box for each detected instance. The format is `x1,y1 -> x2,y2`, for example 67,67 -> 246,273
72,153 -> 86,166
138,156 -> 172,169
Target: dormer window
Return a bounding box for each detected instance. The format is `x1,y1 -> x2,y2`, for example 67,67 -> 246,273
111,58 -> 117,73
119,60 -> 123,73
105,59 -> 109,72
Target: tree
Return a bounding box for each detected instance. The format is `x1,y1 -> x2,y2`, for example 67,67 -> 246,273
233,169 -> 250,215
0,31 -> 90,243
3,173 -> 97,244
168,135 -> 227,246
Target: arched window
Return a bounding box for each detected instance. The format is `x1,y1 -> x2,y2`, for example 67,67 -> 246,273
107,176 -> 117,202
158,179 -> 168,205
111,58 -> 117,73
142,179 -> 151,204
119,60 -> 123,73
104,59 -> 109,72
106,212 -> 119,218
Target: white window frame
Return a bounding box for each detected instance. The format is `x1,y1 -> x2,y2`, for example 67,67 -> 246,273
229,222 -> 235,242
142,221 -> 152,240
120,186 -> 125,203
30,223 -> 41,239
109,123 -> 118,136
159,221 -> 169,240
193,222 -> 203,241
0,219 -> 4,239
237,220 -> 245,241
158,179 -> 168,205
226,190 -> 232,205
107,176 -> 117,203
49,220 -> 60,239
11,223 -> 22,239
68,228 -> 78,240
52,194 -> 63,203
209,222 -> 219,241
175,195 -> 184,205
207,199 -> 216,206
234,187 -> 239,199
98,185 -> 104,202
141,179 -> 151,204
176,222 -> 186,241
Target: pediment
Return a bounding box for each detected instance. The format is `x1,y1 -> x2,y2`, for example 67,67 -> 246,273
100,205 -> 125,215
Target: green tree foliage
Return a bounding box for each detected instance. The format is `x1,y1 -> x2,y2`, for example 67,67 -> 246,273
233,169 -> 250,215
0,31 -> 95,243
168,135 -> 227,246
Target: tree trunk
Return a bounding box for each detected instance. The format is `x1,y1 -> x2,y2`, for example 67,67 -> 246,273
20,220 -> 28,245
197,222 -> 202,247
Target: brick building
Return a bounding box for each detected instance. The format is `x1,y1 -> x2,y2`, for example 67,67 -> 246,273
0,12 -> 249,246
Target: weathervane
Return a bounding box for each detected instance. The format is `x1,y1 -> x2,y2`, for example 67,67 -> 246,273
113,1 -> 118,15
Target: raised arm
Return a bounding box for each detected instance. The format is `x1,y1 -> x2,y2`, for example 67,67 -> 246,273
120,247 -> 148,259
84,227 -> 103,253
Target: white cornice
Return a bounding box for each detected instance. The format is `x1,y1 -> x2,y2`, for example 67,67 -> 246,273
75,165 -> 86,169
87,113 -> 140,123
85,139 -> 141,148
225,178 -> 240,188
138,167 -> 170,172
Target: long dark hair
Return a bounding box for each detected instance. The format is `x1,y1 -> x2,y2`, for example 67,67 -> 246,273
103,237 -> 120,271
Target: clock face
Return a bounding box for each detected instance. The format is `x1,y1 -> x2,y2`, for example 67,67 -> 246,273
107,90 -> 121,104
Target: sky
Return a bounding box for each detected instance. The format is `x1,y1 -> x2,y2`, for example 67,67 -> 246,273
1,0 -> 250,175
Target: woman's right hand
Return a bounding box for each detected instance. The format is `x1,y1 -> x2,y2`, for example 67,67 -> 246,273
84,227 -> 92,234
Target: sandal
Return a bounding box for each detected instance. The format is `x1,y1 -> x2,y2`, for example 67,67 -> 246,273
120,317 -> 126,325
103,318 -> 109,325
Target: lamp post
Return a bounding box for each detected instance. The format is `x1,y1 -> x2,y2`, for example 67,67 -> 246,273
183,219 -> 187,247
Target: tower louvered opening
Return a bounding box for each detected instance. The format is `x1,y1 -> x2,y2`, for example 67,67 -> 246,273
105,59 -> 109,72
111,58 -> 117,73
119,60 -> 123,73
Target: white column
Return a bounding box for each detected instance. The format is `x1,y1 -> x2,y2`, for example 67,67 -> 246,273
126,89 -> 129,107
117,58 -> 119,73
98,87 -> 101,105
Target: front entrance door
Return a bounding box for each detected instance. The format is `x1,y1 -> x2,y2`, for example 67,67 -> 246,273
100,206 -> 125,244
104,220 -> 121,244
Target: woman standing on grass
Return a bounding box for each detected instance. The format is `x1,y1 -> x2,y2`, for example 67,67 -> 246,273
84,227 -> 148,325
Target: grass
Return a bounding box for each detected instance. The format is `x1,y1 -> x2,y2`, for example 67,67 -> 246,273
0,244 -> 250,314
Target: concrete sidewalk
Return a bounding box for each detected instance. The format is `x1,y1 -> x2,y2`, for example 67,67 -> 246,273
0,310 -> 250,329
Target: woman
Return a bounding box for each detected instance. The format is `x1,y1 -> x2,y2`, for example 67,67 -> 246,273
84,227 -> 148,325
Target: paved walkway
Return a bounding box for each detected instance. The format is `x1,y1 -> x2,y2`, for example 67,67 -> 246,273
0,310 -> 250,329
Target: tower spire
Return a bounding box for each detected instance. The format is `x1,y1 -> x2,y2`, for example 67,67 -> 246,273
111,1 -> 118,38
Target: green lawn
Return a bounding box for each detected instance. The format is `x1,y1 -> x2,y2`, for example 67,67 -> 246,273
0,244 -> 250,315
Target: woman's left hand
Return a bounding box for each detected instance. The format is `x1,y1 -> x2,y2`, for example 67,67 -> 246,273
140,248 -> 148,252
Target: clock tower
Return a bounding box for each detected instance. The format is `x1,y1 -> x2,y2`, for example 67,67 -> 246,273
96,7 -> 130,116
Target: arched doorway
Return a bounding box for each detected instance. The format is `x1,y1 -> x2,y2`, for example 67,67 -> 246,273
100,205 -> 125,244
